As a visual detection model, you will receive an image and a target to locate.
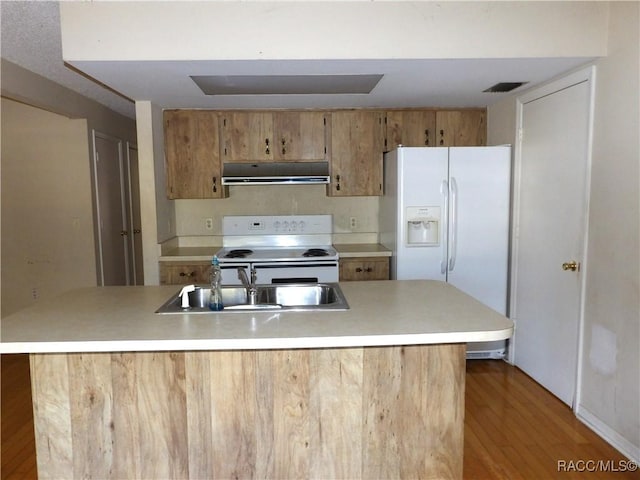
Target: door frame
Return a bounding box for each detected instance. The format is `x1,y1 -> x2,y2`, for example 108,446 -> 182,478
91,130 -> 129,286
125,141 -> 144,285
508,66 -> 596,412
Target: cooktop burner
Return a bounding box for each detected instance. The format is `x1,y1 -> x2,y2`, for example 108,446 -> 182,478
218,216 -> 338,263
302,248 -> 329,257
224,249 -> 253,258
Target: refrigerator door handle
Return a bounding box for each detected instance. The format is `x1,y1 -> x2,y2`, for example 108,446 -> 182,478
440,179 -> 449,274
449,177 -> 458,271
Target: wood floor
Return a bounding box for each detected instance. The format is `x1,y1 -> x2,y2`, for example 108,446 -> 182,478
1,355 -> 36,480
464,360 -> 638,480
1,354 -> 637,480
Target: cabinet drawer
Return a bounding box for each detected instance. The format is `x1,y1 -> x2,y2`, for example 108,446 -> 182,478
160,262 -> 210,285
339,257 -> 389,281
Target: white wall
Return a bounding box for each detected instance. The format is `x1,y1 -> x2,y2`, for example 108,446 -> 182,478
135,101 -> 175,284
174,187 -> 379,241
486,97 -> 517,147
579,2 -> 639,461
488,2 -> 640,462
60,2 -> 607,60
2,59 -> 138,284
1,98 -> 97,316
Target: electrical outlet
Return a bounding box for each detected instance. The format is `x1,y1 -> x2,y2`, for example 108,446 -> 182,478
31,287 -> 39,300
205,218 -> 213,230
350,216 -> 357,229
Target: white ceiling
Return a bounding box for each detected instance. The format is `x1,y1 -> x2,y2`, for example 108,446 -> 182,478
1,1 -> 594,120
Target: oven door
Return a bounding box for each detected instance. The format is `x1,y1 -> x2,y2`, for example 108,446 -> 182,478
253,261 -> 339,284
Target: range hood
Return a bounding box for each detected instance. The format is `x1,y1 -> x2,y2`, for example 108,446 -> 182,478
221,162 -> 330,185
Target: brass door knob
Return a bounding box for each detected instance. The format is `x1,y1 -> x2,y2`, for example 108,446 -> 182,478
120,230 -> 129,236
562,261 -> 580,271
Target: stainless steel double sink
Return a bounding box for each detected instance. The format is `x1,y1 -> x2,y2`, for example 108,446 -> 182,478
156,283 -> 349,314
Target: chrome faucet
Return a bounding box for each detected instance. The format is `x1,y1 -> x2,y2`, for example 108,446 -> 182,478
237,266 -> 258,305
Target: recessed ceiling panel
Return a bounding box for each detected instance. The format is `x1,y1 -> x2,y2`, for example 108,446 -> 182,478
190,74 -> 383,95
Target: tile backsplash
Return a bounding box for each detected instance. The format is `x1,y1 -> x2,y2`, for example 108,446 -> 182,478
174,184 -> 379,244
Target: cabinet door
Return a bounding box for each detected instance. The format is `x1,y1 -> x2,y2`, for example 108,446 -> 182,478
386,110 -> 436,150
456,110 -> 486,146
160,262 -> 211,285
274,111 -> 326,161
164,110 -> 224,199
329,111 -> 385,196
221,112 -> 274,162
339,257 -> 390,281
435,110 -> 486,147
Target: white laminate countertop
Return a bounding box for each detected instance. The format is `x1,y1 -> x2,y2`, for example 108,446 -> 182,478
0,280 -> 512,354
333,244 -> 391,258
159,247 -> 219,262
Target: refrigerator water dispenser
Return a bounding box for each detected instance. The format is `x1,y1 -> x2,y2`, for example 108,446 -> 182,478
406,206 -> 440,246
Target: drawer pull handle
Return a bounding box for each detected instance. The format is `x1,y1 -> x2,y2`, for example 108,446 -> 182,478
355,267 -> 373,273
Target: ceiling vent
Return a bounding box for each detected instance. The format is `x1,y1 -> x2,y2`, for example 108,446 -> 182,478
191,74 -> 383,95
483,82 -> 527,93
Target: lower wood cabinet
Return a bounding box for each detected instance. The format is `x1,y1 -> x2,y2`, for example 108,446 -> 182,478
339,257 -> 390,281
159,261 -> 210,285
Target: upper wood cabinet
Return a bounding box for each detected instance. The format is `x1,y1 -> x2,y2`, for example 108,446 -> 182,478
220,111 -> 327,162
163,108 -> 486,199
434,110 -> 486,147
327,110 -> 385,197
385,110 -> 436,150
164,110 -> 226,199
385,109 -> 486,150
274,111 -> 327,161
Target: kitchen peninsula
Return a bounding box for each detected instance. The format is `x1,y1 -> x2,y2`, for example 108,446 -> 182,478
1,280 -> 512,480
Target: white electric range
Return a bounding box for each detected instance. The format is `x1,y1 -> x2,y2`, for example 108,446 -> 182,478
215,215 -> 339,285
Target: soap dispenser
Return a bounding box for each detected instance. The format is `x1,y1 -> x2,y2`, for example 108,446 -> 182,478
209,256 -> 224,311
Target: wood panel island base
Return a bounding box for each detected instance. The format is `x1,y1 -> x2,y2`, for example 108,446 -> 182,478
31,345 -> 464,479
1,280 -> 512,480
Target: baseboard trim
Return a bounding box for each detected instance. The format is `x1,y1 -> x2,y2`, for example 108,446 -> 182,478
576,404 -> 640,464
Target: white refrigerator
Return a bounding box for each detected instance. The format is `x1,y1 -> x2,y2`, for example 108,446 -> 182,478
379,146 -> 511,359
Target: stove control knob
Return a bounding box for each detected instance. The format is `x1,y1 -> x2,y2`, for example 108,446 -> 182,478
283,221 -> 289,231
274,221 -> 281,231
298,220 -> 305,231
291,221 -> 297,231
